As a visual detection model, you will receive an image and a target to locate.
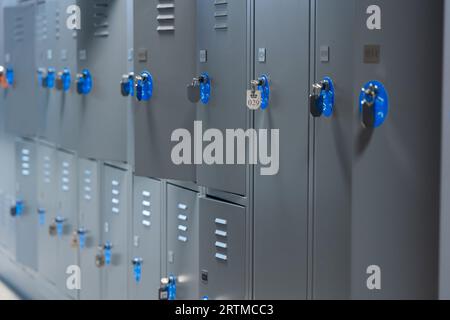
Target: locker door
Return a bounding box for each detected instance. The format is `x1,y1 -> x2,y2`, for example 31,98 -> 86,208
130,176 -> 162,300
37,143 -> 58,285
58,0 -> 81,151
14,140 -> 38,271
349,0 -> 442,299
253,0 -> 310,299
133,0 -> 197,182
196,0 -> 250,195
4,4 -> 40,138
311,0 -> 356,299
36,0 -> 59,144
198,197 -> 246,300
78,159 -> 101,300
101,164 -> 131,300
76,0 -> 132,163
55,150 -> 79,299
166,184 -> 199,300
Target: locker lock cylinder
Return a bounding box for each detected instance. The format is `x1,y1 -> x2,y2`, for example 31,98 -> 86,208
187,72 -> 211,105
120,72 -> 135,97
310,77 -> 335,118
359,80 -> 389,128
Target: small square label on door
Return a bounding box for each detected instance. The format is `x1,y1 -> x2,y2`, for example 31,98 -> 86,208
258,48 -> 267,63
364,45 -> 381,64
79,49 -> 87,61
138,49 -> 148,62
200,50 -> 208,63
320,46 -> 330,63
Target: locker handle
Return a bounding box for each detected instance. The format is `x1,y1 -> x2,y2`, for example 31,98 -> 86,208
77,228 -> 87,249
359,81 -> 389,128
132,258 -> 143,283
310,77 -> 335,118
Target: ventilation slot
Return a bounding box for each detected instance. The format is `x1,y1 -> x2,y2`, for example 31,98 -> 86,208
214,0 -> 228,30
93,0 -> 110,38
14,15 -> 25,42
157,0 -> 175,32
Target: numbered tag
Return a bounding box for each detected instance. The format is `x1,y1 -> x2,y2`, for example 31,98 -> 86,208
247,90 -> 262,110
187,84 -> 200,103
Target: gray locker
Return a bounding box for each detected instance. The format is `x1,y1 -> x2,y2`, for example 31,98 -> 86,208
253,0 -> 310,299
55,150 -> 79,299
78,158 -> 101,300
347,0 -> 442,299
199,197 -> 246,300
36,143 -> 58,285
76,0 -> 133,163
0,138 -> 16,254
166,183 -> 199,300
129,176 -> 162,300
101,164 -> 131,300
35,0 -> 58,143
133,0 -> 197,182
311,0 -> 362,299
14,139 -> 38,270
4,2 -> 40,138
196,0 -> 250,195
39,0 -> 80,151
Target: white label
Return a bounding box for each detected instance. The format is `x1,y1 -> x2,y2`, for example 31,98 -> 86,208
247,90 -> 262,110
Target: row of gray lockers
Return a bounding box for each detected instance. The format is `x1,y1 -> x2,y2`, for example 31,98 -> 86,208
1,0 -> 450,300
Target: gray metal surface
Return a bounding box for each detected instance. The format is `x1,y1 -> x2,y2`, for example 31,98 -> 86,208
253,0 -> 310,300
199,197 -> 246,300
76,0 -> 132,163
4,2 -> 40,138
196,0 -> 250,195
311,0 -> 355,299
349,0 -> 442,299
166,183 -> 199,300
14,139 -> 38,271
129,176 -> 162,300
78,158 -> 101,300
36,142 -> 58,285
55,150 -> 79,299
133,0 -> 197,182
101,164 -> 131,300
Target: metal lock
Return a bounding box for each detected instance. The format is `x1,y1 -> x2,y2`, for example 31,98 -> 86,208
37,68 -> 48,88
132,258 -> 143,283
310,77 -> 335,118
49,223 -> 57,236
247,75 -> 270,110
76,69 -> 93,95
71,231 -> 79,248
359,81 -> 389,128
135,71 -> 153,102
56,68 -> 71,92
120,72 -> 135,97
187,73 -> 210,104
95,246 -> 105,268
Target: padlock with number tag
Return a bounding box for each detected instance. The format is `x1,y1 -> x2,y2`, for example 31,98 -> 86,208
246,89 -> 262,110
95,250 -> 105,268
187,84 -> 201,103
49,223 -> 57,236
